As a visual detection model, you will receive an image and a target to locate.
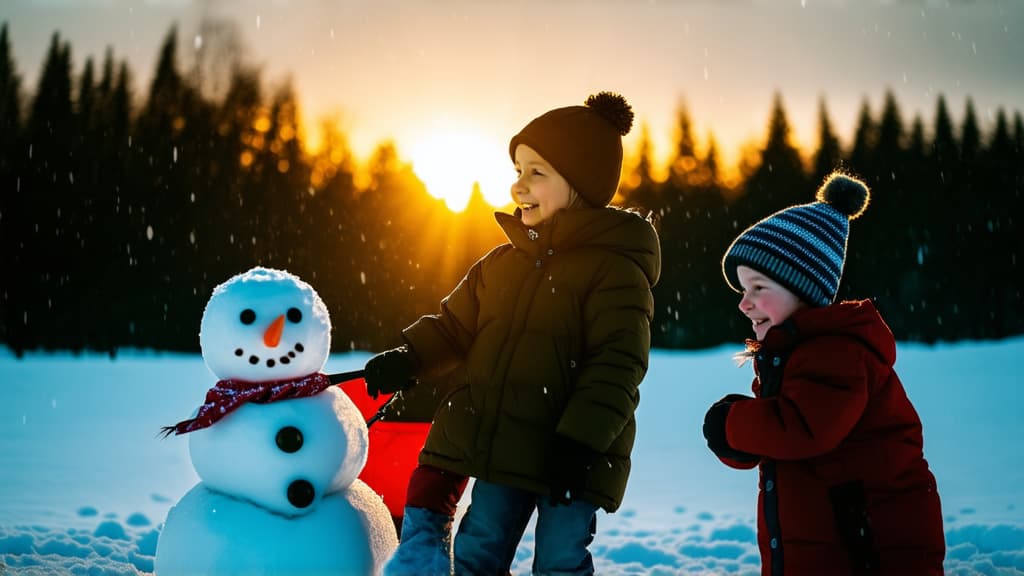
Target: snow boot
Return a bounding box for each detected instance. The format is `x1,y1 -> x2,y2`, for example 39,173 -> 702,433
382,506 -> 453,576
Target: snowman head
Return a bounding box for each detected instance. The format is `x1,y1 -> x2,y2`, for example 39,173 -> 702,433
200,267 -> 331,382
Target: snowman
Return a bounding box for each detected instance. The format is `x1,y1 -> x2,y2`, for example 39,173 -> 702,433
155,267 -> 397,576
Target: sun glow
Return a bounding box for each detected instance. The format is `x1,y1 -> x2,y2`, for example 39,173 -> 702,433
405,124 -> 513,213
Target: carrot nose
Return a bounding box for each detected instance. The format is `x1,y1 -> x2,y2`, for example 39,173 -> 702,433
264,315 -> 285,348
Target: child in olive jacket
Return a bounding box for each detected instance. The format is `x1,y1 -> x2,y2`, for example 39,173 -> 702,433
703,172 -> 945,575
365,92 -> 661,575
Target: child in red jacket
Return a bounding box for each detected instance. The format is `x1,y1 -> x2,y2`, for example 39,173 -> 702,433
702,171 -> 945,575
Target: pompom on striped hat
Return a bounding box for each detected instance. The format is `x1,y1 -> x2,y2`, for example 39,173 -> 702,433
722,171 -> 871,307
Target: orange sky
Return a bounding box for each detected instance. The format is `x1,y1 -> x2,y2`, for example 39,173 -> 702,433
2,1 -> 1022,210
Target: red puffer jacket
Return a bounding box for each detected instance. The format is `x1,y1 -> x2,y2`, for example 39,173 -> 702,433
722,300 -> 945,575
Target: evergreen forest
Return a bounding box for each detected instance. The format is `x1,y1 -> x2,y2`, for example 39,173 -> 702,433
1,25 -> 1022,356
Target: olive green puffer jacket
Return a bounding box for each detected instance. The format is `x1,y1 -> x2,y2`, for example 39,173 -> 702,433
402,206 -> 660,512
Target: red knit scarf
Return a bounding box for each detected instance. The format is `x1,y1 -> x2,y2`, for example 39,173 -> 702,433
160,372 -> 333,437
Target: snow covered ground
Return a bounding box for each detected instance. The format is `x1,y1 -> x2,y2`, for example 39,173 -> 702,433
2,337 -> 1023,575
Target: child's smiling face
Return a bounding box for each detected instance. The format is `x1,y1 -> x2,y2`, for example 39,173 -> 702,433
511,144 -> 575,227
735,265 -> 806,341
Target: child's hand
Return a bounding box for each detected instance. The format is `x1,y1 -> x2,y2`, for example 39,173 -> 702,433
364,346 -> 418,399
547,434 -> 598,506
703,395 -> 759,462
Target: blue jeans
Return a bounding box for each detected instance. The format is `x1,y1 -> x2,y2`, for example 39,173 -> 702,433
383,506 -> 454,576
454,479 -> 598,576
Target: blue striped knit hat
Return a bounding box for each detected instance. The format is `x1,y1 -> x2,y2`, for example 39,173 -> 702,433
722,172 -> 870,307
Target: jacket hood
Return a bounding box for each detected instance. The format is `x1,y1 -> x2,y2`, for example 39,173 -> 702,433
762,299 -> 896,366
495,207 -> 661,287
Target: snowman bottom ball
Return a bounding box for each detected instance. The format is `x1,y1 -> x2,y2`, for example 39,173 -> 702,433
155,480 -> 397,576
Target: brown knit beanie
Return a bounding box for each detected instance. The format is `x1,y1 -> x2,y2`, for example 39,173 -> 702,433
509,92 -> 634,207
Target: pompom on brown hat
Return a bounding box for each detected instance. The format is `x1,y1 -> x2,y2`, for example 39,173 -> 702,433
509,92 -> 634,207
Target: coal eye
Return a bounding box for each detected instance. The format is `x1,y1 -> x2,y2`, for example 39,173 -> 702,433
240,309 -> 256,325
287,307 -> 302,323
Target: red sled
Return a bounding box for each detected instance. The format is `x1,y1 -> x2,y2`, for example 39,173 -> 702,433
337,376 -> 429,521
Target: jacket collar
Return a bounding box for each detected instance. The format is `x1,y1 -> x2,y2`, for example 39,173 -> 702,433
493,207 -> 662,287
495,208 -> 549,256
758,300 -> 896,365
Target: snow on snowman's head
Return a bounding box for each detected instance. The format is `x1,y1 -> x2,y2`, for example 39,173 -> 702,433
200,267 -> 331,382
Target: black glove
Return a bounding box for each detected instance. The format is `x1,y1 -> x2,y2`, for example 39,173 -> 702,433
703,394 -> 760,462
364,346 -> 418,399
547,434 -> 598,506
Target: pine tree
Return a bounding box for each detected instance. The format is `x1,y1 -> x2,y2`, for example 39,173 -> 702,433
928,95 -> 959,341
875,90 -> 905,180
955,99 -> 988,337
104,59 -> 134,350
848,98 -> 876,183
1011,112 -> 1024,333
704,133 -> 720,184
622,123 -> 658,212
651,106 -> 739,348
354,141 -> 421,349
0,22 -> 20,171
652,108 -> 695,347
68,57 -> 99,351
843,91 -> 906,324
862,90 -> 911,333
811,97 -> 842,186
254,82 -> 311,274
981,109 -> 1022,337
899,115 -> 932,341
669,100 -> 698,185
305,118 -> 360,349
741,92 -> 807,227
75,49 -> 133,354
17,33 -> 75,352
0,22 -> 22,348
209,65 -> 263,279
699,133 -> 748,345
131,26 -> 196,349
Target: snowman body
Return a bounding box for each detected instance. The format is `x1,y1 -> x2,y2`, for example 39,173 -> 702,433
156,479 -> 394,576
155,268 -> 396,575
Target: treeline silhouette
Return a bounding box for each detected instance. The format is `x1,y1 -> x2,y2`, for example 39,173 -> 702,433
1,24 -> 1021,357
630,91 -> 1024,348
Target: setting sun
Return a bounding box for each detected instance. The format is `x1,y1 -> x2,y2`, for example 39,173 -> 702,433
404,122 -> 513,213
